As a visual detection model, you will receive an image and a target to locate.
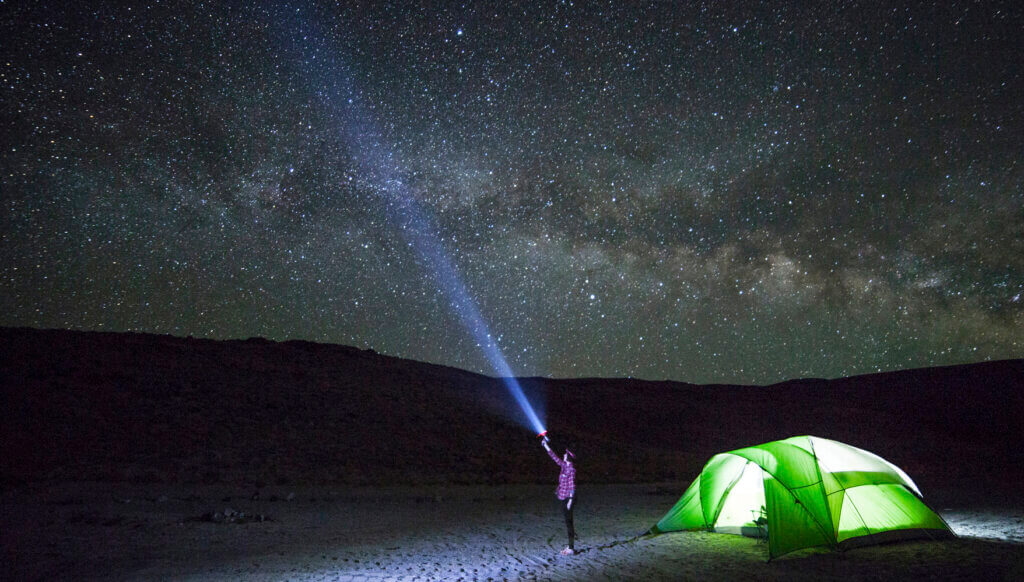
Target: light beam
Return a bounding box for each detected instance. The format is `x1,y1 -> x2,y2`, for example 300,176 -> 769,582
280,12 -> 545,435
386,189 -> 546,435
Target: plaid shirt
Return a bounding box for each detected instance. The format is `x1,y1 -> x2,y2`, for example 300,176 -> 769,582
547,447 -> 576,500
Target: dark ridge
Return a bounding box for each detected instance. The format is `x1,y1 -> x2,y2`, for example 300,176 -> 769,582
2,327 -> 1021,492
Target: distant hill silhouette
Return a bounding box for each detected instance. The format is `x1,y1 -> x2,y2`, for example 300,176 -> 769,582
2,327 -> 1022,492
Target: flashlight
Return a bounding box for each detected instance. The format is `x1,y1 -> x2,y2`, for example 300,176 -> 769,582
538,430 -> 550,444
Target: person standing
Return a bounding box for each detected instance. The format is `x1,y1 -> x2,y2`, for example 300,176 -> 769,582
540,433 -> 576,555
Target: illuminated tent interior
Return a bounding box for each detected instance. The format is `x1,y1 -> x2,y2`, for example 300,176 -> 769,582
650,436 -> 954,559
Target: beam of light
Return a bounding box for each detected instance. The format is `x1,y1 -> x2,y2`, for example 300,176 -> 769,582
385,184 -> 546,435
280,9 -> 545,435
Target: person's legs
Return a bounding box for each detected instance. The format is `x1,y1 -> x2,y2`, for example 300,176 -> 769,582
563,497 -> 575,550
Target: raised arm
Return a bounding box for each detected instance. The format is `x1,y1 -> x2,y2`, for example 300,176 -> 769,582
542,439 -> 565,467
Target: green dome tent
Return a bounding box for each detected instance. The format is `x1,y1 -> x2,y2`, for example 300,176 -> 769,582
650,436 -> 954,559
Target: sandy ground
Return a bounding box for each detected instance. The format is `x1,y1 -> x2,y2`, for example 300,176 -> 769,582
4,482 -> 1023,581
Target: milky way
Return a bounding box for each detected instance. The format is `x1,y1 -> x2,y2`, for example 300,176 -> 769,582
2,2 -> 1021,384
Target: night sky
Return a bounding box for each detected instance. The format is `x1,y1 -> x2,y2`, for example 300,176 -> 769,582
2,2 -> 1021,384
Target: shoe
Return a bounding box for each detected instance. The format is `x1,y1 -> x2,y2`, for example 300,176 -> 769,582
560,547 -> 575,555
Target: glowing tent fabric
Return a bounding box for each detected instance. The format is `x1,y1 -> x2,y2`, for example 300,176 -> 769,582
650,436 -> 953,559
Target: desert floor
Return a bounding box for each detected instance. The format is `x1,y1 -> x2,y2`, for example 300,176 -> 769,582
4,482 -> 1023,581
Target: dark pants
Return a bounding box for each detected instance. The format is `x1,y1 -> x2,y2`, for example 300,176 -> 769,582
562,497 -> 575,549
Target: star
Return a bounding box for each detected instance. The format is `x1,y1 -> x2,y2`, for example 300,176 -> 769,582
0,1 -> 1020,384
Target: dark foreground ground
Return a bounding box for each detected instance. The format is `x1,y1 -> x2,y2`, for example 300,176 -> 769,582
3,482 -> 1022,581
2,328 -> 1023,579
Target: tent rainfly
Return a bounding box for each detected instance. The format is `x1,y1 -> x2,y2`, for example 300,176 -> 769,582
650,436 -> 954,559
